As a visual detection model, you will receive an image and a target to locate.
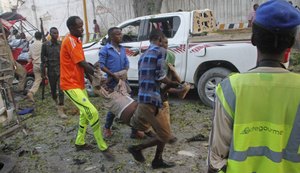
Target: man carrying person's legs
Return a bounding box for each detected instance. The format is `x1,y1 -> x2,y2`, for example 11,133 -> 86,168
99,27 -> 144,139
128,29 -> 180,169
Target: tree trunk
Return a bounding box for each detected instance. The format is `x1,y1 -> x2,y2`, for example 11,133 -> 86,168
132,0 -> 163,17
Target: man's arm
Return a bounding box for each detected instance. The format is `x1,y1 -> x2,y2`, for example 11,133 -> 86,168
159,76 -> 179,88
101,66 -> 119,81
124,49 -> 129,70
28,46 -> 33,63
247,12 -> 254,27
157,48 -> 179,88
78,60 -> 94,76
207,97 -> 233,173
40,44 -> 47,64
40,44 -> 47,77
99,46 -> 119,81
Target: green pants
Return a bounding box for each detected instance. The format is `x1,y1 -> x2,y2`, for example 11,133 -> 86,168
64,89 -> 107,151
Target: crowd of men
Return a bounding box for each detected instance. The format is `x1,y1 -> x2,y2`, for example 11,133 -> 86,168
1,0 -> 300,172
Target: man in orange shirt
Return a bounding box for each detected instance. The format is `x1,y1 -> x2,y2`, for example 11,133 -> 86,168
60,16 -> 113,160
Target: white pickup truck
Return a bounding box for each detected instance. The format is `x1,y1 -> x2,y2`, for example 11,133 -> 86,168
83,9 -> 289,107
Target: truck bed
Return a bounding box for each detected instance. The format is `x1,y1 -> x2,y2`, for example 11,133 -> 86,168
190,28 -> 252,43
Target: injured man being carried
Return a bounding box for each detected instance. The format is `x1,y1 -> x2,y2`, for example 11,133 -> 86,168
90,63 -> 190,142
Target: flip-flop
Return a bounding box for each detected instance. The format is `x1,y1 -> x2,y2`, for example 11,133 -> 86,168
17,108 -> 34,115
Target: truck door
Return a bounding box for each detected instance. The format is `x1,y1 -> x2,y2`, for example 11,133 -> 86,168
140,15 -> 186,80
119,19 -> 145,81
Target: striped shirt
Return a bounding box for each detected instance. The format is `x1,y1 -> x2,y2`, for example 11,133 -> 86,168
138,44 -> 167,107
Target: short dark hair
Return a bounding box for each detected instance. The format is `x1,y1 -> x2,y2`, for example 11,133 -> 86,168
149,29 -> 165,42
66,16 -> 81,30
50,27 -> 58,32
252,23 -> 296,55
107,27 -> 121,37
34,31 -> 42,40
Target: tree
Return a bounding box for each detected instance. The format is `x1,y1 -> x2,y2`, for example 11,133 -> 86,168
132,0 -> 163,17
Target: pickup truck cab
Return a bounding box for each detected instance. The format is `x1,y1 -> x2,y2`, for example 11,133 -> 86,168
84,9 -> 289,107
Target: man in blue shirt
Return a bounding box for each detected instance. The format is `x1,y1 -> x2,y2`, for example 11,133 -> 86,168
128,29 -> 180,169
99,27 -> 143,138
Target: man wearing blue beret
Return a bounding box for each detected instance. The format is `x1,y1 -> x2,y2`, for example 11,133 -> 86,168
207,0 -> 300,172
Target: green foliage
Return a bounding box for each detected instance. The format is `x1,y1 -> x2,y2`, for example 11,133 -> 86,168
288,50 -> 300,72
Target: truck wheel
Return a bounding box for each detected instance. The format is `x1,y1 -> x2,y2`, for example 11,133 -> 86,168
0,155 -> 16,173
197,67 -> 231,107
24,76 -> 34,91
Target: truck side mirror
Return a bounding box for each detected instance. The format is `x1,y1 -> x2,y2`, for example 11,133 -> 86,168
101,37 -> 107,45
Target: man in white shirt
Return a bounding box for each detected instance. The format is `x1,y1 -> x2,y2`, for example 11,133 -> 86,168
27,31 -> 43,102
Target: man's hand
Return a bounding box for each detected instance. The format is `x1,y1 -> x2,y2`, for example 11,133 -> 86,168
112,74 -> 120,82
113,70 -> 128,80
41,66 -> 47,79
100,66 -> 121,82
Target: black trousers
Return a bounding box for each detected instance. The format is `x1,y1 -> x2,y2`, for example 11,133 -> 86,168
48,74 -> 64,105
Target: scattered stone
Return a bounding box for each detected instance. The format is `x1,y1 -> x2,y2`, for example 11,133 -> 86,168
178,150 -> 196,157
100,164 -> 105,172
84,165 -> 97,171
73,158 -> 86,165
18,150 -> 30,157
186,134 -> 208,142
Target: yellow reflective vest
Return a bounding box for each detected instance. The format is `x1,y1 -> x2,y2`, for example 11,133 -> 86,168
216,72 -> 300,173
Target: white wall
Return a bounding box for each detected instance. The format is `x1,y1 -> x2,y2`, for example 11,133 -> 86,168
16,0 -> 134,38
17,0 -> 83,36
1,0 -> 12,13
14,0 -> 300,40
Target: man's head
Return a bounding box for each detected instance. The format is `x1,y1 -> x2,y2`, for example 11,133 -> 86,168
66,16 -> 83,38
251,0 -> 300,56
161,37 -> 168,49
253,4 -> 259,11
93,19 -> 97,24
107,27 -> 122,44
149,29 -> 165,46
34,31 -> 42,40
50,27 -> 59,41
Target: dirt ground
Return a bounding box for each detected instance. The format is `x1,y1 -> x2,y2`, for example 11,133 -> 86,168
2,50 -> 299,173
0,88 -> 213,173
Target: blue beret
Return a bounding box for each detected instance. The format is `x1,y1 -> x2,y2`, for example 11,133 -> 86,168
254,0 -> 300,31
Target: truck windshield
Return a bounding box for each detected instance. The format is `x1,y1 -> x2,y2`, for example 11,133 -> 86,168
148,16 -> 180,38
121,20 -> 140,43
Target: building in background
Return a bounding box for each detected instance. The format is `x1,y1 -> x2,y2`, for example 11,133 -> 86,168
4,0 -> 299,42
1,0 -> 11,13
1,0 -> 21,13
